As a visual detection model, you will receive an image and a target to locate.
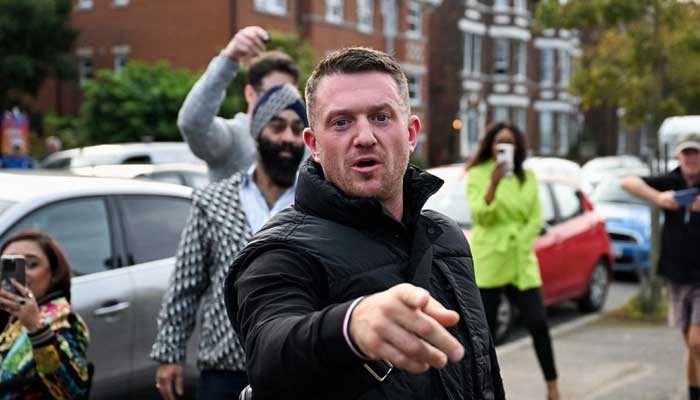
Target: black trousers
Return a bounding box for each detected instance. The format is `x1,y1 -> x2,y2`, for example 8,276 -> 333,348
197,369 -> 248,400
480,285 -> 558,381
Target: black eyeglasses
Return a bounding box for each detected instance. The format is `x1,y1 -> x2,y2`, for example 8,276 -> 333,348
266,117 -> 305,136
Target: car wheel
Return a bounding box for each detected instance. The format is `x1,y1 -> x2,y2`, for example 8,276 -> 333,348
578,261 -> 610,313
494,293 -> 514,344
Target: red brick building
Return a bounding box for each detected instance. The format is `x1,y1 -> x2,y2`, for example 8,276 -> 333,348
427,0 -> 583,166
37,0 -> 440,159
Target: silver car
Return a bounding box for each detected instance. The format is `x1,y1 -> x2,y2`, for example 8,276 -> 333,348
0,171 -> 198,399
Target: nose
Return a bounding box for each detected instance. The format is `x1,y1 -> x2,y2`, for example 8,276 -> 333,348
353,117 -> 377,147
279,123 -> 299,143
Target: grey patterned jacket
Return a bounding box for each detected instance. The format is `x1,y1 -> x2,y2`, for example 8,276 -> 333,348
150,174 -> 251,371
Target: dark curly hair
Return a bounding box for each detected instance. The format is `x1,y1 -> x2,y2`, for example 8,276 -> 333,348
465,121 -> 527,184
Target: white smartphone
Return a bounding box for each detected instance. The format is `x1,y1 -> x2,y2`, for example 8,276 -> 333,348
495,143 -> 515,177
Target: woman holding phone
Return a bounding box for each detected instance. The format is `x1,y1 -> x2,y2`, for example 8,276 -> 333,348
0,230 -> 90,399
466,121 -> 560,400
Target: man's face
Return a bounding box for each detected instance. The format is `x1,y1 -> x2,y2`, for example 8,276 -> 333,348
258,109 -> 306,188
303,71 -> 420,204
678,148 -> 700,180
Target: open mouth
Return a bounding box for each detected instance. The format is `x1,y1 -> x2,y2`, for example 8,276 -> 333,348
356,159 -> 378,168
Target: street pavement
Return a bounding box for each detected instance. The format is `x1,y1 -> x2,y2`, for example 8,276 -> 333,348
496,281 -> 685,400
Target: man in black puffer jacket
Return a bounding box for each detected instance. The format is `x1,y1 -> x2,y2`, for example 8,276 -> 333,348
224,47 -> 505,400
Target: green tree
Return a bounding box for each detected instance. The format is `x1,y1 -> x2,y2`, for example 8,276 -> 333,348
79,31 -> 315,145
536,0 -> 700,130
80,61 -> 198,144
0,0 -> 77,111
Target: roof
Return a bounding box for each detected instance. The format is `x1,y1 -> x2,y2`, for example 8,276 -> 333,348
0,171 -> 192,203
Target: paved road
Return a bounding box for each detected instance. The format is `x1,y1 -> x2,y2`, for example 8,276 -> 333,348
497,278 -> 685,400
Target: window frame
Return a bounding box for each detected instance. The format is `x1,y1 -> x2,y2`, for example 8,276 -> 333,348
406,0 -> 422,37
255,0 -> 288,15
357,0 -> 374,32
115,194 -> 192,266
463,33 -> 482,76
325,0 -> 344,24
539,110 -> 554,154
539,47 -> 555,84
76,0 -> 93,10
494,38 -> 510,76
407,73 -> 422,107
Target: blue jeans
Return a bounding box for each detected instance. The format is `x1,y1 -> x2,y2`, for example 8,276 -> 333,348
197,370 -> 248,400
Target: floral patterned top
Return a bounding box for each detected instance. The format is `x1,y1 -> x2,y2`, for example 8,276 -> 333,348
0,293 -> 90,399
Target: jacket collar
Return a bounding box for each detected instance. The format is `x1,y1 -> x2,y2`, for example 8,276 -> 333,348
294,158 -> 443,231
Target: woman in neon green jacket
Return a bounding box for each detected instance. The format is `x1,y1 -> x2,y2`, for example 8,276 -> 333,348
466,122 -> 560,400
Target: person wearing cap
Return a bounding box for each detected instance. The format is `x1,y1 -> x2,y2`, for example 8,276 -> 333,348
2,139 -> 35,169
150,83 -> 307,400
622,132 -> 700,400
177,25 -> 299,183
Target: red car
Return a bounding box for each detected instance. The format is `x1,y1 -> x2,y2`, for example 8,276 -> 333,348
424,163 -> 613,343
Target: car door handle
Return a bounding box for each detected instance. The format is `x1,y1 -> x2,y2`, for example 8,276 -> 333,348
93,301 -> 131,317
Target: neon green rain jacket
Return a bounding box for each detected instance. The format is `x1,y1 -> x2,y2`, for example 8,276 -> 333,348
466,159 -> 542,290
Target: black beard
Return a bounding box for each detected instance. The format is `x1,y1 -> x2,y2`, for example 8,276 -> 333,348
257,135 -> 305,188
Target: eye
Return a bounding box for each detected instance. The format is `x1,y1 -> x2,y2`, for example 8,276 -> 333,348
372,114 -> 390,123
332,119 -> 351,129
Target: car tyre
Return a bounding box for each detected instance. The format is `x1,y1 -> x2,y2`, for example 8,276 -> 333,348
494,293 -> 515,345
578,261 -> 610,313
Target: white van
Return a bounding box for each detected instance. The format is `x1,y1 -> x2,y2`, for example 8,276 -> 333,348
658,115 -> 700,170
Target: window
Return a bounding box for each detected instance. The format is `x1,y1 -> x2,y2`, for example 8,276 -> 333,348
494,0 -> 509,10
357,0 -> 373,32
78,56 -> 93,86
538,183 -> 556,226
558,113 -> 569,155
326,0 -> 344,23
493,106 -> 508,123
539,48 -> 555,84
494,38 -> 510,75
513,0 -> 527,11
463,33 -> 482,75
514,107 -> 527,132
112,0 -> 129,7
460,110 -> 480,158
77,0 -> 93,10
407,1 -> 422,36
255,0 -> 288,15
407,73 -> 422,106
515,41 -> 527,78
551,183 -> 583,221
119,196 -> 191,264
113,52 -> 128,72
6,198 -> 112,276
559,49 -> 571,86
539,111 -> 553,153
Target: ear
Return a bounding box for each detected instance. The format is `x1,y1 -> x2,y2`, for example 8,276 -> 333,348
407,115 -> 421,152
244,84 -> 258,111
303,128 -> 321,162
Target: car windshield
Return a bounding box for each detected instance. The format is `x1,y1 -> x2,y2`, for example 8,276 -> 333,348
591,178 -> 647,205
423,171 -> 472,227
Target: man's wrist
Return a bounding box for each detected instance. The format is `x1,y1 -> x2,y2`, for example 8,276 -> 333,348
343,296 -> 371,360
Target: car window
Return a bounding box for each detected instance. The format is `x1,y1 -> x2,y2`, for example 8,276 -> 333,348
590,178 -> 647,205
551,183 -> 583,221
538,183 -> 556,225
122,155 -> 152,164
41,157 -> 71,169
119,196 -> 191,264
5,198 -> 113,276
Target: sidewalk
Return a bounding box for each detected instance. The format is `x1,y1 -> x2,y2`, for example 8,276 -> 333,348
497,313 -> 685,400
